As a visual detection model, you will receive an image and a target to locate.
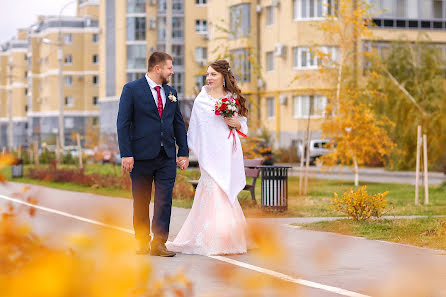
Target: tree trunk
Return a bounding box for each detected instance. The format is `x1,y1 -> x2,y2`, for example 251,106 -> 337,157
353,156 -> 359,187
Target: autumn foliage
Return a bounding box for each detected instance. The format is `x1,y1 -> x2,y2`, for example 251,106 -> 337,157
331,186 -> 388,221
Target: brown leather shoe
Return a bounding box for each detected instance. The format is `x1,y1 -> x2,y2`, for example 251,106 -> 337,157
150,242 -> 176,257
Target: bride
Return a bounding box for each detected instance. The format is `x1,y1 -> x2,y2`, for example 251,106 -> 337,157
166,60 -> 249,255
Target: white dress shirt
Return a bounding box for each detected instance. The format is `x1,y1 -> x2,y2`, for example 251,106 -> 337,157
145,73 -> 166,108
145,73 -> 167,147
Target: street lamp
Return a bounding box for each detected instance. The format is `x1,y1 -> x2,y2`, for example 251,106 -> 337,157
41,0 -> 76,150
7,56 -> 13,150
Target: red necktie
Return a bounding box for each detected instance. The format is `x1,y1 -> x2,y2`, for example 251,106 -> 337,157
154,86 -> 163,118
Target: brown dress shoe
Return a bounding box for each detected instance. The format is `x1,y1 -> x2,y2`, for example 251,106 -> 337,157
150,242 -> 176,257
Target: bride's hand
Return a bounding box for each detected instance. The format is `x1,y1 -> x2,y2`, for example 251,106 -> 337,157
224,117 -> 241,130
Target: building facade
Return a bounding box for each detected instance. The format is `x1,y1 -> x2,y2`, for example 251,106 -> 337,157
98,0 -> 208,144
0,0 -> 100,148
208,0 -> 446,148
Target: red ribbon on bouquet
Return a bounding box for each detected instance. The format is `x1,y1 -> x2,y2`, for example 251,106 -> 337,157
228,129 -> 247,152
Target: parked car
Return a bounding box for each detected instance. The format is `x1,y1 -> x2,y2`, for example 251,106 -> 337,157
297,139 -> 331,165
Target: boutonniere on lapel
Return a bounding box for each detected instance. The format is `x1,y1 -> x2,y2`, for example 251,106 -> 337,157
168,92 -> 177,102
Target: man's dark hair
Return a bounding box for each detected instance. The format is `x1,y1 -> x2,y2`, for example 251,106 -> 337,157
147,51 -> 173,71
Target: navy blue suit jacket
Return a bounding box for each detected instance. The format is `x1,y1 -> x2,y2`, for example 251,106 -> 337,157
116,77 -> 189,160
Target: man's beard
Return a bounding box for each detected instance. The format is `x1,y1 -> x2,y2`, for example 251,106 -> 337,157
161,75 -> 170,85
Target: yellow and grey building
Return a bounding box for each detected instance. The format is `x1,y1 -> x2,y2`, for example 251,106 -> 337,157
0,31 -> 29,148
98,0 -> 208,141
0,0 -> 100,148
207,0 -> 446,148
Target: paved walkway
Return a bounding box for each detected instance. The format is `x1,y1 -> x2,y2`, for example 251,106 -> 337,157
279,164 -> 445,185
1,182 -> 445,297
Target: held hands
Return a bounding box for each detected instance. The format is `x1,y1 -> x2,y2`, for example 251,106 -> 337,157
223,116 -> 241,130
177,156 -> 189,170
122,157 -> 134,174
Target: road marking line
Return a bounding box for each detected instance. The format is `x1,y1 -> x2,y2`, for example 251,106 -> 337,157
0,194 -> 370,297
0,194 -> 134,235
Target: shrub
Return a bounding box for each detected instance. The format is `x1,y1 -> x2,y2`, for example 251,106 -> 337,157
172,174 -> 195,200
331,186 -> 388,221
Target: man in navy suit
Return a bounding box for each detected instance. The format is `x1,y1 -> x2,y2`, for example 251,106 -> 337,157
117,52 -> 189,257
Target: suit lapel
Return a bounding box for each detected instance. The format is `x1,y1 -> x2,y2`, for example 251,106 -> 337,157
162,84 -> 172,117
140,77 -> 160,119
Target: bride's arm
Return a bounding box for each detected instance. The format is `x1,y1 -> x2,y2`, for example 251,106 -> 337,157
236,116 -> 248,135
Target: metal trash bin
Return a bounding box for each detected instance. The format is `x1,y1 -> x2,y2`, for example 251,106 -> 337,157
11,158 -> 23,178
257,165 -> 291,211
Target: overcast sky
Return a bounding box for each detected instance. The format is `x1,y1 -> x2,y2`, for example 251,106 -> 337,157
0,0 -> 77,44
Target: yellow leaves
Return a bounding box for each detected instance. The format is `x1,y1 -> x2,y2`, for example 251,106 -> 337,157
331,186 -> 388,221
247,222 -> 286,263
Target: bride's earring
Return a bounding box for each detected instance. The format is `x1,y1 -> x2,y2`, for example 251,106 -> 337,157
223,80 -> 226,88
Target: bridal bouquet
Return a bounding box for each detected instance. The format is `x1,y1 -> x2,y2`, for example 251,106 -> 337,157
214,96 -> 247,151
214,96 -> 239,117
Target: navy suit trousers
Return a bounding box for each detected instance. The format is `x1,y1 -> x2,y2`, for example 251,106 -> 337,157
130,147 -> 176,243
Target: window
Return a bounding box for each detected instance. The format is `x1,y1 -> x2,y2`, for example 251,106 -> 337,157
231,49 -> 251,82
127,44 -> 146,69
195,47 -> 208,62
93,76 -> 99,85
92,33 -> 99,43
127,17 -> 146,41
266,97 -> 275,118
64,34 -> 72,44
293,0 -> 336,20
172,45 -> 184,66
293,46 -> 338,69
196,0 -> 207,5
266,51 -> 274,71
195,75 -> 206,89
64,55 -> 72,65
195,20 -> 207,33
65,75 -> 73,86
65,96 -> 74,107
126,72 -> 145,82
371,0 -> 446,28
266,6 -> 274,26
92,54 -> 99,64
170,72 -> 184,96
293,95 -> 327,118
127,0 -> 146,13
65,117 -> 74,128
93,96 -> 98,106
157,17 -> 184,40
172,17 -> 184,38
230,4 -> 251,39
158,0 -> 183,11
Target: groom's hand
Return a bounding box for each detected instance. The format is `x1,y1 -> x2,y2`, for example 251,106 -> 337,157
177,157 -> 189,170
122,157 -> 134,173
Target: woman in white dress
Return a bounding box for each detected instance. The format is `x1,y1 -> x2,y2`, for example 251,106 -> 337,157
166,60 -> 249,255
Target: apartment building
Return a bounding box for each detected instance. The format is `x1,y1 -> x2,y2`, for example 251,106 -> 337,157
0,31 -> 29,148
207,0 -> 446,148
98,0 -> 208,142
0,0 -> 100,148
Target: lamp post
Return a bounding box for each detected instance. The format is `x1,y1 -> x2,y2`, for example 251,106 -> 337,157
42,0 -> 76,150
7,56 -> 13,150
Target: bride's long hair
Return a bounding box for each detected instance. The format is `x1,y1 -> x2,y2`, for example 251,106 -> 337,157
209,60 -> 249,117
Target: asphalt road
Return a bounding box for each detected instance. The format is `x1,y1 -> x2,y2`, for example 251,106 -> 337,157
1,182 -> 446,297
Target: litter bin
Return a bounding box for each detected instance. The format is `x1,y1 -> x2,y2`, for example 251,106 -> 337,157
257,165 -> 291,211
11,158 -> 23,178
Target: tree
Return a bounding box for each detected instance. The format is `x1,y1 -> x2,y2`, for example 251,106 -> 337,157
365,35 -> 446,170
311,0 -> 396,185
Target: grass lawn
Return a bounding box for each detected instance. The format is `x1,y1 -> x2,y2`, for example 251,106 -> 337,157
295,217 -> 446,251
1,164 -> 445,217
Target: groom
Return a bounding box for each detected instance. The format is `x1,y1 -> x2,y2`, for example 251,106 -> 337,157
117,52 -> 189,256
